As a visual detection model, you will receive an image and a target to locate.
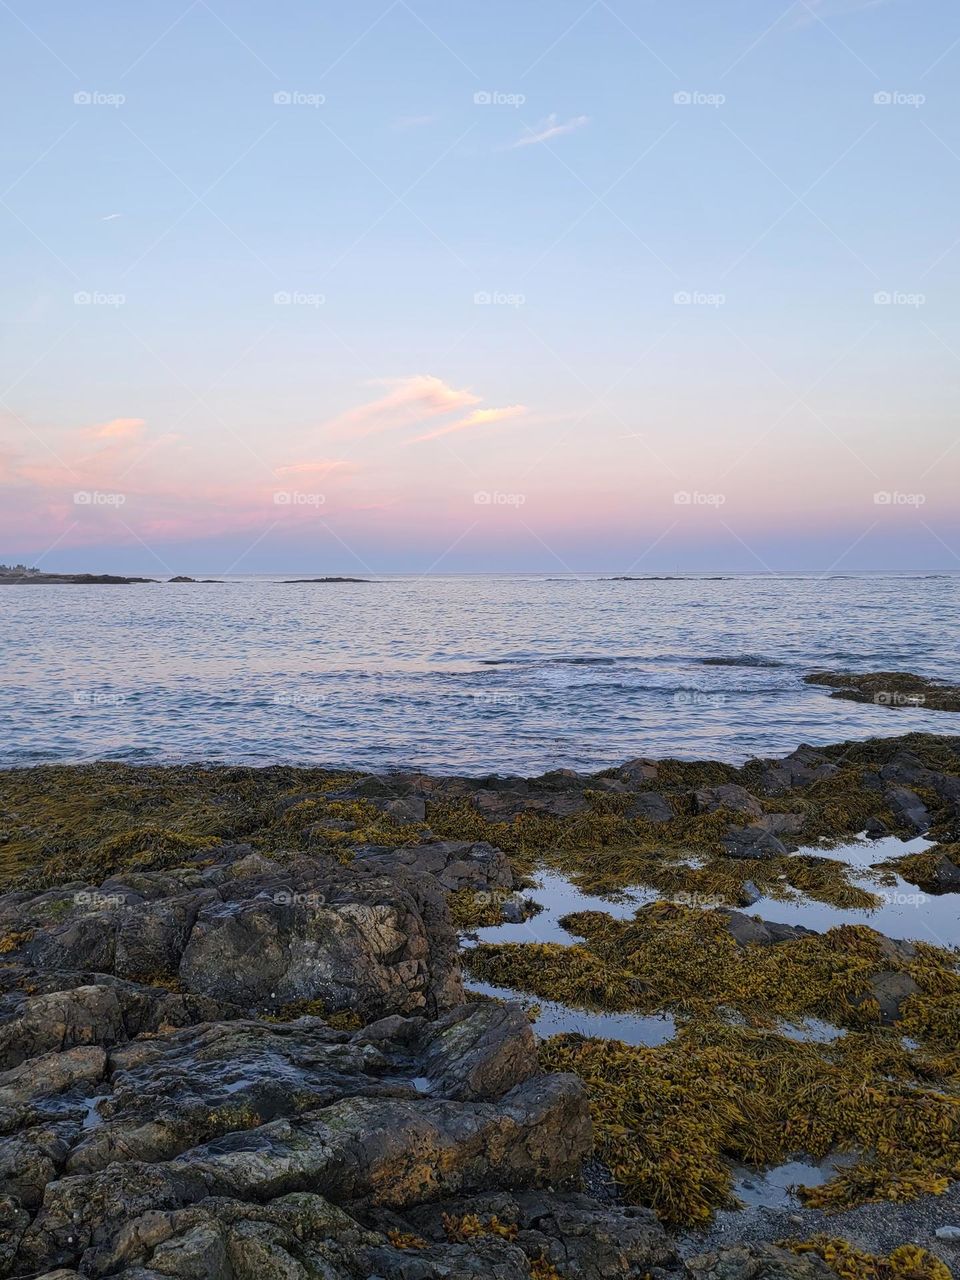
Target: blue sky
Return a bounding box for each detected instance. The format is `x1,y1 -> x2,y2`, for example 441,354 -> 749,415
2,0 -> 959,573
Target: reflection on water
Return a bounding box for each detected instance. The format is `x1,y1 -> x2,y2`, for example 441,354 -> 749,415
749,834 -> 960,951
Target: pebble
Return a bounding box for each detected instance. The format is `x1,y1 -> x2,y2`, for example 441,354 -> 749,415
935,1225 -> 960,1241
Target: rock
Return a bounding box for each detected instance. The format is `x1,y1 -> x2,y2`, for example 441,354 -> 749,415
848,970 -> 922,1025
721,912 -> 816,948
935,1225 -> 960,1240
354,841 -> 513,895
884,786 -> 931,834
739,881 -> 762,907
753,813 -> 804,838
721,826 -> 788,860
18,1075 -> 590,1273
626,792 -> 675,823
383,1189 -> 676,1279
618,759 -> 659,784
925,853 -> 960,892
750,747 -> 840,797
413,1002 -> 538,1102
693,785 -> 763,819
178,877 -> 456,1019
686,1242 -> 834,1279
499,893 -> 530,924
0,980 -> 227,1070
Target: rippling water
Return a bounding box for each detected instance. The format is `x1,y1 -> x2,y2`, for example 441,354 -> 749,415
1,572 -> 956,772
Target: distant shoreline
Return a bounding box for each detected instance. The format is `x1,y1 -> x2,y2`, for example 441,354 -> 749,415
0,572 -> 372,585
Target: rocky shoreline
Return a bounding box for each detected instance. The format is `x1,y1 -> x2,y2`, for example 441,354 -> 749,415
1,734 -> 959,1278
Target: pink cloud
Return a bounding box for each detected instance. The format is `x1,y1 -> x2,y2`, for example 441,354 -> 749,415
86,417 -> 146,442
273,458 -> 356,480
408,404 -> 528,444
326,375 -> 481,438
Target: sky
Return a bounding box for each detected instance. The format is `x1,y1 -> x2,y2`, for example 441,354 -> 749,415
2,0 -> 959,575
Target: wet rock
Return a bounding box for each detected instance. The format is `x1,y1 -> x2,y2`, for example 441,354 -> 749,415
864,816 -> 889,838
753,813 -> 804,838
721,912 -> 816,948
849,970 -> 922,1025
627,792 -> 676,823
694,785 -> 763,819
618,759 -> 659,784
385,1189 -> 676,1279
686,1242 -> 834,1279
18,1075 -> 590,1273
924,853 -> 960,892
721,826 -> 789,860
413,1002 -> 538,1102
884,785 -> 931,834
750,747 -> 840,797
739,881 -> 763,907
0,1195 -> 31,1273
354,840 -> 513,895
0,979 -> 228,1070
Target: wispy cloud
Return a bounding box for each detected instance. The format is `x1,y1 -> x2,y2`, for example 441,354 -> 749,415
273,458 -> 356,480
408,404 -> 528,444
325,375 -> 481,438
510,113 -> 589,149
100,212 -> 123,221
85,417 -> 145,442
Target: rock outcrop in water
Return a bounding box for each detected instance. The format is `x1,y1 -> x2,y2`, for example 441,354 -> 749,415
805,670 -> 960,714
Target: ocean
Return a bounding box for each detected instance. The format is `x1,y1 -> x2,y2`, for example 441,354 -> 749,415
1,571 -> 956,772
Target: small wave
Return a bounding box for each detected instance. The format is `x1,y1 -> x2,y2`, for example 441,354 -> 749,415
700,655 -> 784,668
603,575 -> 731,582
481,656 -> 621,667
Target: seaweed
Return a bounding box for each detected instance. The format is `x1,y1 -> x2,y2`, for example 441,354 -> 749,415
465,903 -> 944,1029
541,1023 -> 960,1225
782,1236 -> 952,1280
